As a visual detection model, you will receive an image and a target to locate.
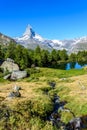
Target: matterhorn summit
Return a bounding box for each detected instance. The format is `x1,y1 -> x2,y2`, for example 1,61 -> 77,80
23,24 -> 35,39
15,24 -> 44,42
15,24 -> 87,53
15,24 -> 52,50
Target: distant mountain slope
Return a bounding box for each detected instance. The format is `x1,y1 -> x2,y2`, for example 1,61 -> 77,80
69,41 -> 87,53
1,25 -> 87,53
15,25 -> 87,53
0,33 -> 16,46
15,25 -> 52,51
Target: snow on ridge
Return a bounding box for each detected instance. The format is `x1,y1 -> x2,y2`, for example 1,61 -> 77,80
34,34 -> 44,42
16,24 -> 44,42
52,40 -> 63,45
23,25 -> 32,36
15,24 -> 87,53
52,40 -> 63,46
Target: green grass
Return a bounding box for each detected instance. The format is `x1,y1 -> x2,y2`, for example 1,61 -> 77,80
30,67 -> 87,124
29,67 -> 87,79
1,67 -> 87,129
61,111 -> 74,124
0,77 -> 9,83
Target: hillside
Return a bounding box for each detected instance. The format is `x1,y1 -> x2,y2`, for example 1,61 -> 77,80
0,68 -> 87,129
0,33 -> 16,46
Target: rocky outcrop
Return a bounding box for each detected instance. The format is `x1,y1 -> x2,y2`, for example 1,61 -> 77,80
1,58 -> 19,72
1,58 -> 27,80
0,32 -> 16,45
10,70 -> 27,80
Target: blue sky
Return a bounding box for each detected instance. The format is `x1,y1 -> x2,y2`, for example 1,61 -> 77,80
0,0 -> 87,40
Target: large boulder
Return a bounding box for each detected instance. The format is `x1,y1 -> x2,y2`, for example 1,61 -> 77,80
11,70 -> 27,80
1,58 -> 19,72
3,74 -> 11,80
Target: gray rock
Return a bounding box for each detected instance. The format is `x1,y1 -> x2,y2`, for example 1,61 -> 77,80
8,92 -> 15,98
6,58 -> 14,63
48,81 -> 56,88
1,58 -> 19,72
13,85 -> 21,91
8,91 -> 21,98
3,74 -> 11,79
14,91 -> 21,97
75,118 -> 81,129
58,106 -> 64,111
69,118 -> 81,129
11,70 -> 27,80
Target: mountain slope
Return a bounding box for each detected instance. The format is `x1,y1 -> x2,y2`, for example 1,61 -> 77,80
0,33 -> 16,46
15,25 -> 52,51
15,25 -> 66,51
15,25 -> 87,53
1,25 -> 87,53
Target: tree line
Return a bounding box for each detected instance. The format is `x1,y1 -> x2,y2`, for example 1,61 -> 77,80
0,42 -> 87,70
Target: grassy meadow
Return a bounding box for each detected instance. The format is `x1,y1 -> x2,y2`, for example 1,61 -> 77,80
0,67 -> 87,129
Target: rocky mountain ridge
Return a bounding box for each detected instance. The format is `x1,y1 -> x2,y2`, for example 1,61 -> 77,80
0,33 -> 16,45
15,25 -> 87,53
1,25 -> 87,53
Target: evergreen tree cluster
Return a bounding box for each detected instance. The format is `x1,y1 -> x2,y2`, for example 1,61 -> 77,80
0,42 -> 87,70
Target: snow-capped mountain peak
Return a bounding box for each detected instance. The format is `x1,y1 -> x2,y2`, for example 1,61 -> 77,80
23,24 -> 35,38
15,24 -> 87,53
15,24 -> 44,42
34,34 -> 44,41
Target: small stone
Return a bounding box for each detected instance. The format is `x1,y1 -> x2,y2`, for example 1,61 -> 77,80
14,91 -> 21,97
13,85 -> 21,91
48,81 -> 56,88
8,92 -> 15,98
8,91 -> 21,98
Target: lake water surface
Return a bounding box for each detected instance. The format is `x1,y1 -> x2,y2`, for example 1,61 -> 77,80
66,62 -> 87,70
57,62 -> 87,70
